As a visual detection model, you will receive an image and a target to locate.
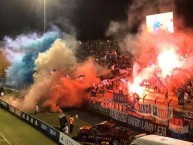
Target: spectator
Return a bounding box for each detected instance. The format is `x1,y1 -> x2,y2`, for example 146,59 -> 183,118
35,103 -> 39,115
184,92 -> 189,106
0,86 -> 4,96
186,85 -> 191,99
98,84 -> 105,97
163,90 -> 168,103
90,83 -> 98,97
64,123 -> 69,135
69,115 -> 74,133
107,80 -> 113,90
177,87 -> 184,105
119,86 -> 123,94
58,111 -> 68,132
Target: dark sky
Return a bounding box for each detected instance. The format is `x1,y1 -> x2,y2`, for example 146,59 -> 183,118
0,0 -> 130,40
0,0 -> 193,40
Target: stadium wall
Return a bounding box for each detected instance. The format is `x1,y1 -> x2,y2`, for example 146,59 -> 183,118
88,100 -> 190,140
0,99 -> 80,145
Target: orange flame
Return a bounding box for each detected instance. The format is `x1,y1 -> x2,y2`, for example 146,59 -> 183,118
157,49 -> 182,77
128,76 -> 146,97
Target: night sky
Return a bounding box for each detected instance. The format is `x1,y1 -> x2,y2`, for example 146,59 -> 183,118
0,0 -> 193,40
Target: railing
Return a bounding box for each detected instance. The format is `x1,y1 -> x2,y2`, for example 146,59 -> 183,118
0,99 -> 80,145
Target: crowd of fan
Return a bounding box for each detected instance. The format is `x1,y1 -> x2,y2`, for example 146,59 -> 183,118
177,78 -> 193,106
77,39 -> 133,72
78,39 -> 193,107
77,39 -> 119,61
77,39 -> 132,101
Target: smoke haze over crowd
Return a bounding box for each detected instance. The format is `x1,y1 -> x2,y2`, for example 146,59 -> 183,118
2,0 -> 193,111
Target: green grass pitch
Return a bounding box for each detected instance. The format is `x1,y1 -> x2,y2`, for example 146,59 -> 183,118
0,108 -> 58,145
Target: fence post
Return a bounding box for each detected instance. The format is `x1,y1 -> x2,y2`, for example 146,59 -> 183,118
167,99 -> 172,127
153,97 -> 159,122
155,97 -> 159,104
143,95 -> 147,119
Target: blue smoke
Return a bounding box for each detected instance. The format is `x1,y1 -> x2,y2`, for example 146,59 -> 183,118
4,31 -> 60,88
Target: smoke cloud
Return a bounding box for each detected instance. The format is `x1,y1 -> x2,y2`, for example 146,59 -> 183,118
3,30 -> 60,88
7,0 -> 193,112
121,0 -> 193,93
20,39 -> 101,112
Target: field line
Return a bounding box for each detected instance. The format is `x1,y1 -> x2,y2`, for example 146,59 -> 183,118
0,132 -> 11,145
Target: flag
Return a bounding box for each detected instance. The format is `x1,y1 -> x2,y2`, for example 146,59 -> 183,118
133,62 -> 140,77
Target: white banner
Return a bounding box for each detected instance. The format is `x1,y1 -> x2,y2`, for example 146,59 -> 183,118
59,132 -> 80,145
152,104 -> 173,122
103,99 -> 173,122
137,102 -> 152,116
136,102 -> 173,122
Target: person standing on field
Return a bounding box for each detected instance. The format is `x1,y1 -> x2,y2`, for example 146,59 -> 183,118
35,103 -> 39,115
64,123 -> 69,135
69,115 -> 74,133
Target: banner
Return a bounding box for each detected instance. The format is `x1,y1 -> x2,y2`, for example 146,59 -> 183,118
14,108 -> 22,117
138,102 -> 152,116
136,102 -> 173,121
169,118 -> 189,134
88,101 -> 110,116
0,99 -> 79,145
59,132 -> 80,145
127,114 -> 167,136
9,105 -> 15,114
110,109 -> 128,123
39,121 -> 50,133
169,118 -> 184,126
152,104 -> 173,122
173,109 -> 184,118
21,111 -> 60,142
169,124 -> 188,134
173,109 -> 193,120
113,93 -> 128,103
101,99 -> 128,113
0,100 -> 8,109
170,131 -> 189,140
127,114 -> 143,131
33,117 -> 41,128
182,111 -> 193,120
169,117 -> 189,139
21,111 -> 28,120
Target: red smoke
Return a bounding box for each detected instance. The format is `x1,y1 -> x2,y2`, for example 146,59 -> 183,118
43,58 -> 101,112
127,28 -> 193,97
9,39 -> 103,112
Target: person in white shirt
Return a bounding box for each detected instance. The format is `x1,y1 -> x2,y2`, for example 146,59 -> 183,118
35,103 -> 39,115
64,123 -> 69,134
